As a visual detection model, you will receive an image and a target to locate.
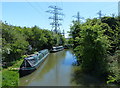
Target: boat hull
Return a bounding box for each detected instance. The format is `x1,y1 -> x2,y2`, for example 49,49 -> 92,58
19,68 -> 36,77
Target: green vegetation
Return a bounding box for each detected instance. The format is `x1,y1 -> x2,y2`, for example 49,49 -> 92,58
0,71 -> 1,88
2,59 -> 23,86
1,15 -> 119,87
1,21 -> 66,86
2,21 -> 65,65
107,50 -> 120,84
69,16 -> 120,85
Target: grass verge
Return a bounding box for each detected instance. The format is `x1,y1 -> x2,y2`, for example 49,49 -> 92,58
2,59 -> 23,87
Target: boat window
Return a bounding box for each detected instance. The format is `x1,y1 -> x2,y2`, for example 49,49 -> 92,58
53,47 -> 57,49
38,53 -> 43,60
40,51 -> 45,56
27,58 -> 36,66
25,60 -> 31,67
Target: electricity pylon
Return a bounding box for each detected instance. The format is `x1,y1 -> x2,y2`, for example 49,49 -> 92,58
46,5 -> 64,34
73,12 -> 84,23
97,10 -> 104,19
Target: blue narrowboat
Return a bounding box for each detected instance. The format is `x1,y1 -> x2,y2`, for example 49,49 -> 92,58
19,49 -> 49,77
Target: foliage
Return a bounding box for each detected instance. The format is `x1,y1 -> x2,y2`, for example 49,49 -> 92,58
2,22 -> 65,64
101,16 -> 120,54
2,23 -> 29,63
69,21 -> 82,48
107,50 -> 120,84
70,16 -> 120,84
74,23 -> 110,76
67,38 -> 74,44
2,21 -> 66,87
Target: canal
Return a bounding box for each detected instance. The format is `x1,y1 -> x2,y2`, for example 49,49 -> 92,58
19,49 -> 107,87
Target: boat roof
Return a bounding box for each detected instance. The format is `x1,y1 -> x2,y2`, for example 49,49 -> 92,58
53,46 -> 63,48
25,55 -> 37,60
25,49 -> 48,60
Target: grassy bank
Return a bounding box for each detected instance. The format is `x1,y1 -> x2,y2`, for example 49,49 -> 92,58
0,70 -> 2,88
2,59 -> 23,87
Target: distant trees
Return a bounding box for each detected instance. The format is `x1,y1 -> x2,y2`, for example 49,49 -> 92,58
69,16 -> 120,84
2,21 -> 65,64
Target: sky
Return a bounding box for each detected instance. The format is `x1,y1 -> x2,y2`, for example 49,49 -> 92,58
2,1 -> 119,34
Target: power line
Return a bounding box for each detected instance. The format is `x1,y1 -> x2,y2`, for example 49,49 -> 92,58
46,5 -> 64,34
25,1 -> 48,20
26,1 -> 42,15
25,1 -> 52,30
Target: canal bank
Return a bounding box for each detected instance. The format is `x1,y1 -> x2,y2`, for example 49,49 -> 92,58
2,59 -> 23,86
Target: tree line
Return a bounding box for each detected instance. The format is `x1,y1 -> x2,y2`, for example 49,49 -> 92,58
69,16 -> 120,84
2,21 -> 65,66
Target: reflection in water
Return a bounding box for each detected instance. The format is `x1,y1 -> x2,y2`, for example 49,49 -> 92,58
72,68 -> 108,88
19,49 -> 110,87
19,50 -> 77,86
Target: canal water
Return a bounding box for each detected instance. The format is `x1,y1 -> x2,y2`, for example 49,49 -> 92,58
19,49 -> 107,87
19,49 -> 79,86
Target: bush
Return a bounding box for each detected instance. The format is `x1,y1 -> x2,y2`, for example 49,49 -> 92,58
107,50 -> 120,84
70,19 -> 110,77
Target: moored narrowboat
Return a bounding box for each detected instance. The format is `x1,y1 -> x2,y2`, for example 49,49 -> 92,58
19,49 -> 49,77
50,46 -> 64,52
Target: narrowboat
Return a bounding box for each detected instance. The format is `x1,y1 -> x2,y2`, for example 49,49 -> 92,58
19,49 -> 49,77
50,46 -> 64,52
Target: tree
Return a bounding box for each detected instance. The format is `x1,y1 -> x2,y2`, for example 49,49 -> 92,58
70,18 -> 110,77
101,16 -> 120,54
2,23 -> 29,62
